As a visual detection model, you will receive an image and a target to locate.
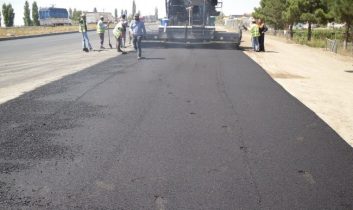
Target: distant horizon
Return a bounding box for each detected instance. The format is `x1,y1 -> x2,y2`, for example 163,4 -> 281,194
1,0 -> 260,26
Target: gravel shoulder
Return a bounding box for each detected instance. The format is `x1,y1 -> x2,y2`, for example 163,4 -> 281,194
242,32 -> 353,146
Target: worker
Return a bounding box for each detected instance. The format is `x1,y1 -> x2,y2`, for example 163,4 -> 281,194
250,18 -> 260,52
130,13 -> 146,60
120,14 -> 129,48
79,13 -> 93,52
113,20 -> 127,54
258,19 -> 268,52
97,16 -> 108,49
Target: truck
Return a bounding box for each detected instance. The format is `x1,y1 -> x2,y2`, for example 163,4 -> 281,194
150,0 -> 242,48
39,7 -> 71,26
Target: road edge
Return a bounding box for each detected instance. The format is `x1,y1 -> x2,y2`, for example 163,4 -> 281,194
0,29 -> 95,41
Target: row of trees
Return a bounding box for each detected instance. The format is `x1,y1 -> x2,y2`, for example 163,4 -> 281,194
1,1 -> 38,27
23,1 -> 39,26
1,0 -> 158,27
2,3 -> 15,27
253,0 -> 353,44
68,8 -> 83,22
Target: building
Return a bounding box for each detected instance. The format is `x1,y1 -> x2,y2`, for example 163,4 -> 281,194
85,12 -> 115,24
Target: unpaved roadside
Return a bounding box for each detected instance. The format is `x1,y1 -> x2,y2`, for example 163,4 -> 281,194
242,32 -> 353,146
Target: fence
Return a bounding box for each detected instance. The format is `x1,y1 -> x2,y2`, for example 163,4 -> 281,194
326,39 -> 353,55
267,29 -> 290,39
267,29 -> 353,56
224,19 -> 243,33
326,39 -> 338,53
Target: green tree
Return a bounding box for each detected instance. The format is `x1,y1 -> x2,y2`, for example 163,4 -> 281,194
23,1 -> 32,26
298,0 -> 330,41
32,1 -> 40,26
124,9 -> 128,16
330,0 -> 353,48
69,8 -> 73,19
283,0 -> 301,38
93,7 -> 97,13
155,7 -> 158,20
114,8 -> 118,20
253,0 -> 287,30
72,9 -> 82,22
121,9 -> 124,16
0,10 -> 2,27
132,0 -> 136,16
9,4 -> 14,26
2,3 -> 15,27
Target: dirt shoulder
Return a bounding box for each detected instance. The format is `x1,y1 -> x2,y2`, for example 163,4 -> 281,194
241,32 -> 353,146
0,25 -> 96,40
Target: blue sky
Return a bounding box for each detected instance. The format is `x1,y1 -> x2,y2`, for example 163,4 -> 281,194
1,0 -> 260,26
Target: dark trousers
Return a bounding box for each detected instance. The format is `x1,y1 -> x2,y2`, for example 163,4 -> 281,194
259,34 -> 265,52
115,36 -> 122,52
133,35 -> 142,57
99,33 -> 104,47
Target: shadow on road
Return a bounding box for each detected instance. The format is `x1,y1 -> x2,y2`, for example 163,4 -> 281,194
239,47 -> 279,54
143,41 -> 240,50
143,57 -> 166,60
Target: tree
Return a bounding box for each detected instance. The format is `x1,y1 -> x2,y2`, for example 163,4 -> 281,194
253,0 -> 287,30
8,5 -> 14,27
2,3 -> 15,27
0,10 -> 2,27
32,1 -> 40,26
297,0 -> 330,41
2,4 -> 7,26
125,9 -> 128,16
114,8 -> 118,21
93,7 -> 97,13
283,0 -> 301,38
330,0 -> 353,48
23,1 -> 32,26
155,7 -> 158,20
69,8 -> 73,19
71,9 -> 82,22
121,9 -> 124,16
132,0 -> 136,16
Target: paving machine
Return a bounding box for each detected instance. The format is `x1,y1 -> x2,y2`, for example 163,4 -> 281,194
148,0 -> 242,47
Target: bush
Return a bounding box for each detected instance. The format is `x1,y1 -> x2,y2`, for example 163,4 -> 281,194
289,29 -> 351,48
293,29 -> 349,42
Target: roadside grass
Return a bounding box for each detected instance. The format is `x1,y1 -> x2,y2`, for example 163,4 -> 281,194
265,28 -> 353,56
0,24 -> 96,38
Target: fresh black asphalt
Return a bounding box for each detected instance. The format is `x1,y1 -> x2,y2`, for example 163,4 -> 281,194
0,41 -> 352,209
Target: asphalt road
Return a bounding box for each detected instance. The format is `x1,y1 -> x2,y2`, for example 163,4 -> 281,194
0,37 -> 353,209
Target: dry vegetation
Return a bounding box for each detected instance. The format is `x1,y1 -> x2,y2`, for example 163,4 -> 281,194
0,24 -> 96,38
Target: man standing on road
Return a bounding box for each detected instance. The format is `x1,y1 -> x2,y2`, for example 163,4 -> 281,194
79,14 -> 93,52
130,14 -> 146,60
258,19 -> 268,52
97,16 -> 108,49
250,18 -> 260,52
121,14 -> 129,48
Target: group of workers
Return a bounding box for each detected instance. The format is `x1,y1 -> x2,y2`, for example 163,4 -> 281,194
249,18 -> 268,52
79,13 -> 146,60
